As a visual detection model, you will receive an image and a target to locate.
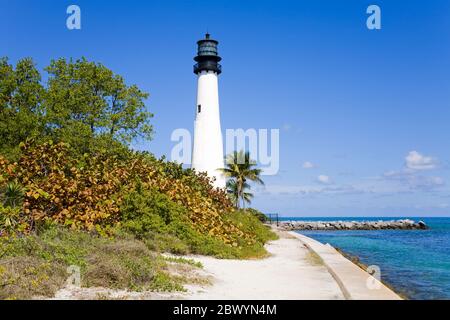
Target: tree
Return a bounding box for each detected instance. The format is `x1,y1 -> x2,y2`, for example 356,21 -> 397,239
220,151 -> 263,209
44,58 -> 153,154
0,57 -> 154,158
0,57 -> 45,158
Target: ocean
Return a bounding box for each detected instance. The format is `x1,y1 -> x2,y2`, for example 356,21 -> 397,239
283,217 -> 450,300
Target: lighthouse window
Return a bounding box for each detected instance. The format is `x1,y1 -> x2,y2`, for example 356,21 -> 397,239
198,105 -> 202,113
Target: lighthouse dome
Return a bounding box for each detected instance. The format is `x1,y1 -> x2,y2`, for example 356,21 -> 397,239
194,33 -> 222,74
196,35 -> 220,57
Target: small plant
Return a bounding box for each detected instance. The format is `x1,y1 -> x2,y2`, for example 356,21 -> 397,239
0,206 -> 23,236
1,182 -> 25,208
163,256 -> 203,268
0,182 -> 28,236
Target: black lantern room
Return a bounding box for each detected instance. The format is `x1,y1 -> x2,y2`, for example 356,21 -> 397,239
194,33 -> 222,75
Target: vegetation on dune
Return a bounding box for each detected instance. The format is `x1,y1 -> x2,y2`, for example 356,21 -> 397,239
0,224 -> 184,299
244,208 -> 270,223
0,57 -> 276,299
0,141 -> 273,257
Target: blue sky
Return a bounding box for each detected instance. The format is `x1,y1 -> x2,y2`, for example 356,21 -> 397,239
1,0 -> 450,216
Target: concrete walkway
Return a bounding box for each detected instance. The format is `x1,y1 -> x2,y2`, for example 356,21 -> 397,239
290,232 -> 401,300
179,231 -> 344,300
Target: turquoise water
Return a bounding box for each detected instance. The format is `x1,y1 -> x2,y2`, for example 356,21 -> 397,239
286,217 -> 450,300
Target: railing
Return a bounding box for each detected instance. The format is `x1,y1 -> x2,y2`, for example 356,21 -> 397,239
194,62 -> 222,74
265,213 -> 279,226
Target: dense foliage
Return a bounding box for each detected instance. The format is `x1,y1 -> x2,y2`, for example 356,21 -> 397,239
0,141 -> 272,257
0,57 -> 153,158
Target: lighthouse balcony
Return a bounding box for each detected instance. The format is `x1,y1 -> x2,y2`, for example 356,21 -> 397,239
194,61 -> 222,75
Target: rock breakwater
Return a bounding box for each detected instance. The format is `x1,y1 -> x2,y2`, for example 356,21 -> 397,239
279,219 -> 428,231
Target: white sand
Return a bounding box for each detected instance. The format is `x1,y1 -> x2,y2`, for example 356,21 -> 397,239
51,230 -> 346,300
177,231 -> 344,300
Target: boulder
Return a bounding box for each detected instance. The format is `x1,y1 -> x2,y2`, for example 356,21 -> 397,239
418,221 -> 428,230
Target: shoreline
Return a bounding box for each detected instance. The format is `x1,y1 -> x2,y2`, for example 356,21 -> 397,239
288,231 -> 401,300
332,247 -> 409,300
49,227 -> 403,300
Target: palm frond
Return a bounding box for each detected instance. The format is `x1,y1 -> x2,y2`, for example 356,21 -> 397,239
220,150 -> 264,209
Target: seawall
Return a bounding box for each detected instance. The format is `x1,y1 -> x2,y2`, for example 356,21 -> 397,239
289,231 -> 402,300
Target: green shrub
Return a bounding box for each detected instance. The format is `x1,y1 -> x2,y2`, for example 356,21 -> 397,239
0,205 -> 23,236
142,232 -> 191,255
120,187 -> 224,256
0,181 -> 29,237
244,208 -> 269,223
118,187 -> 273,259
120,186 -> 189,237
226,210 -> 278,245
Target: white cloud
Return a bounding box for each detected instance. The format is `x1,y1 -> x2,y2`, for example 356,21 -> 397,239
383,169 -> 445,190
256,172 -> 446,199
282,124 -> 292,131
256,184 -> 365,196
317,175 -> 332,185
405,151 -> 438,170
427,177 -> 445,187
379,151 -> 443,191
302,161 -> 316,169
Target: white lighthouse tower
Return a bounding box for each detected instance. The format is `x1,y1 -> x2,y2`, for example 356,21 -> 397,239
192,33 -> 226,189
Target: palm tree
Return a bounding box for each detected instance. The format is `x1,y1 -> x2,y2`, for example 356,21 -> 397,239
220,151 -> 263,209
226,179 -> 239,207
226,179 -> 254,209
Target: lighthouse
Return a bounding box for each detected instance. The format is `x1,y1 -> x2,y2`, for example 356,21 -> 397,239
191,33 -> 226,189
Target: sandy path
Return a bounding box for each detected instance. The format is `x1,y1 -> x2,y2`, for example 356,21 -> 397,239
177,231 -> 344,300
51,231 -> 344,300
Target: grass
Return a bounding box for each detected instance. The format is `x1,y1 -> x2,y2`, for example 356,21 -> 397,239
305,251 -> 325,266
0,225 -> 183,299
0,257 -> 67,300
163,256 -> 203,268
